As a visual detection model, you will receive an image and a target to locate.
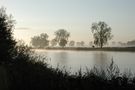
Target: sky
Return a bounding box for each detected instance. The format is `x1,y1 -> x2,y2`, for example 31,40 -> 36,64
0,0 -> 135,45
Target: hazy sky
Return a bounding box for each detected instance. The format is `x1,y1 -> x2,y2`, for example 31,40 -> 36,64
0,0 -> 135,44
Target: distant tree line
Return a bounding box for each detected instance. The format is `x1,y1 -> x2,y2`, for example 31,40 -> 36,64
111,40 -> 135,47
31,29 -> 70,48
31,22 -> 113,48
127,40 -> 135,46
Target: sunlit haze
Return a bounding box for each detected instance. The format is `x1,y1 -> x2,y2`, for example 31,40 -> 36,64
0,0 -> 135,45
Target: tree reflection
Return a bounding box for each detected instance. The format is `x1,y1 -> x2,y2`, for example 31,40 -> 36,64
93,51 -> 110,69
54,51 -> 68,66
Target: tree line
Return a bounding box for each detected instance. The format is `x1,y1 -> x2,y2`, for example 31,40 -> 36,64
31,22 -> 113,48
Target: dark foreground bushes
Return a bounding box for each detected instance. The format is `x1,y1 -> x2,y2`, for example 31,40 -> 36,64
0,41 -> 134,90
3,45 -> 135,90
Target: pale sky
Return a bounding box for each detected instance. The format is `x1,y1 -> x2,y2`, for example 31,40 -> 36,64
0,0 -> 135,45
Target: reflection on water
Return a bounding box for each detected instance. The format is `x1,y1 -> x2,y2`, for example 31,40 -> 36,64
93,51 -> 110,69
54,52 -> 68,65
36,50 -> 135,73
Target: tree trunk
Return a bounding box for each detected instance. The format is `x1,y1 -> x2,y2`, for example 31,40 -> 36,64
100,45 -> 102,48
100,43 -> 103,48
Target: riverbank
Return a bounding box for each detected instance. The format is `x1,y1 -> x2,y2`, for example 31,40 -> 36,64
42,47 -> 135,52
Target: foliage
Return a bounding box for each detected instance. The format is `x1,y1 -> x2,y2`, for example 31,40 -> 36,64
80,41 -> 85,46
89,41 -> 93,46
59,39 -> 67,47
91,21 -> 113,48
76,41 -> 85,47
0,7 -> 16,63
31,33 -> 49,48
76,42 -> 81,47
54,29 -> 70,47
69,40 -> 75,47
127,40 -> 135,46
50,39 -> 57,47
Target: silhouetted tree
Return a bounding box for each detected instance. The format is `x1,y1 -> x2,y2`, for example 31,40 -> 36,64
69,40 -> 75,47
91,21 -> 113,48
31,33 -> 49,48
50,39 -> 57,47
0,7 -> 16,64
54,29 -> 70,47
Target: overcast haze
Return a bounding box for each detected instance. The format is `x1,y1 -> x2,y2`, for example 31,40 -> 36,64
0,0 -> 135,44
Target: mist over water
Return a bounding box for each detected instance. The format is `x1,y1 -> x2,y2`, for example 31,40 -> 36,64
36,50 -> 135,74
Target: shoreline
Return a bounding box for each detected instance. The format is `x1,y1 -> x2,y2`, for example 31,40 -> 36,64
32,47 -> 135,52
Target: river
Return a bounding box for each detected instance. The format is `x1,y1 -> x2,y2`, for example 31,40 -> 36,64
35,50 -> 135,74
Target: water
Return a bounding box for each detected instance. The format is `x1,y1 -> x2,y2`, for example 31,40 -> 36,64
36,50 -> 135,74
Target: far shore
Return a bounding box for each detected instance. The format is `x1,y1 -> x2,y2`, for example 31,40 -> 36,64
32,47 -> 135,52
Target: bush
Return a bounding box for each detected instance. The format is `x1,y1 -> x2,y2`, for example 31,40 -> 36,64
0,7 -> 16,64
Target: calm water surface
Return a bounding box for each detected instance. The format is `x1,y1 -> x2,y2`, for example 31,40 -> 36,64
36,50 -> 135,74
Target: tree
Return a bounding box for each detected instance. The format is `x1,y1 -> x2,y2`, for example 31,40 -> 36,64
91,21 -> 113,48
89,41 -> 93,46
80,41 -> 85,46
51,39 -> 57,47
127,40 -> 135,46
69,40 -> 75,47
54,29 -> 70,47
31,36 -> 40,48
76,42 -> 81,47
59,39 -> 67,47
0,7 -> 16,63
31,33 -> 49,48
40,33 -> 49,48
112,41 -> 116,45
